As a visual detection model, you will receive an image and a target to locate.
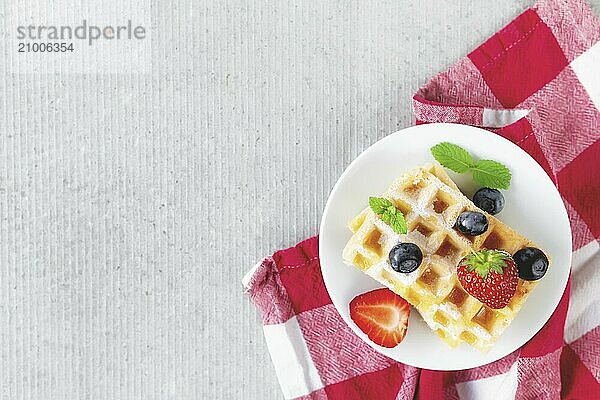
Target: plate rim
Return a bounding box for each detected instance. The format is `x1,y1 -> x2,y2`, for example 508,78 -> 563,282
319,122 -> 572,370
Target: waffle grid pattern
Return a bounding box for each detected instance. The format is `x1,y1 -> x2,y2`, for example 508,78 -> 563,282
342,163 -> 543,352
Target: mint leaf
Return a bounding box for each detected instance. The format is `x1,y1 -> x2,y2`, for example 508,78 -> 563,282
369,197 -> 393,215
430,142 -> 474,173
430,142 -> 512,189
380,212 -> 392,225
369,196 -> 407,235
471,160 -> 512,190
388,212 -> 408,235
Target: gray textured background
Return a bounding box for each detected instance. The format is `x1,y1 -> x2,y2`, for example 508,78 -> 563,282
1,1 -> 599,399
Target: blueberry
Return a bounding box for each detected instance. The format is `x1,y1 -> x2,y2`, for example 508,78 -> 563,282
455,211 -> 488,236
389,243 -> 422,273
473,188 -> 505,215
513,247 -> 549,281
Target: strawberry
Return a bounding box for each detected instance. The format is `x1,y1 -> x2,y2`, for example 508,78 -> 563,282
457,249 -> 518,309
349,288 -> 410,348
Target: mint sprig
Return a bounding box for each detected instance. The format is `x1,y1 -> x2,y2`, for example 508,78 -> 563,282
430,142 -> 511,189
369,197 -> 407,235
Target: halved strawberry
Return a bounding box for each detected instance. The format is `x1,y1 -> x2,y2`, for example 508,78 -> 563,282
349,288 -> 410,348
457,249 -> 518,309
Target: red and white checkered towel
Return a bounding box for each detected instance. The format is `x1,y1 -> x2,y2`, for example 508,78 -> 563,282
244,0 -> 600,398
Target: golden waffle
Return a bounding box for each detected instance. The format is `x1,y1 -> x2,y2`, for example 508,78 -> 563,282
342,163 -> 546,352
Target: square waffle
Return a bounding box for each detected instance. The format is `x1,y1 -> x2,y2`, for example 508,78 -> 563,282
342,163 -> 545,352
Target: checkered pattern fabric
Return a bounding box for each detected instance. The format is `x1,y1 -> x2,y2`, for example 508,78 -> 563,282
245,0 -> 600,398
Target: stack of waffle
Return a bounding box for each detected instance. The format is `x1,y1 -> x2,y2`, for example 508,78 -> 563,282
342,163 -> 543,352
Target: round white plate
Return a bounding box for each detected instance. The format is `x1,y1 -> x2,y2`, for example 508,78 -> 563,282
319,123 -> 571,370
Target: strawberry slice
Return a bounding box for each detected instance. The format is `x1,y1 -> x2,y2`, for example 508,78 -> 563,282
349,288 -> 410,348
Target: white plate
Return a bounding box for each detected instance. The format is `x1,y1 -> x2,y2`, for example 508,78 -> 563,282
319,123 -> 571,370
